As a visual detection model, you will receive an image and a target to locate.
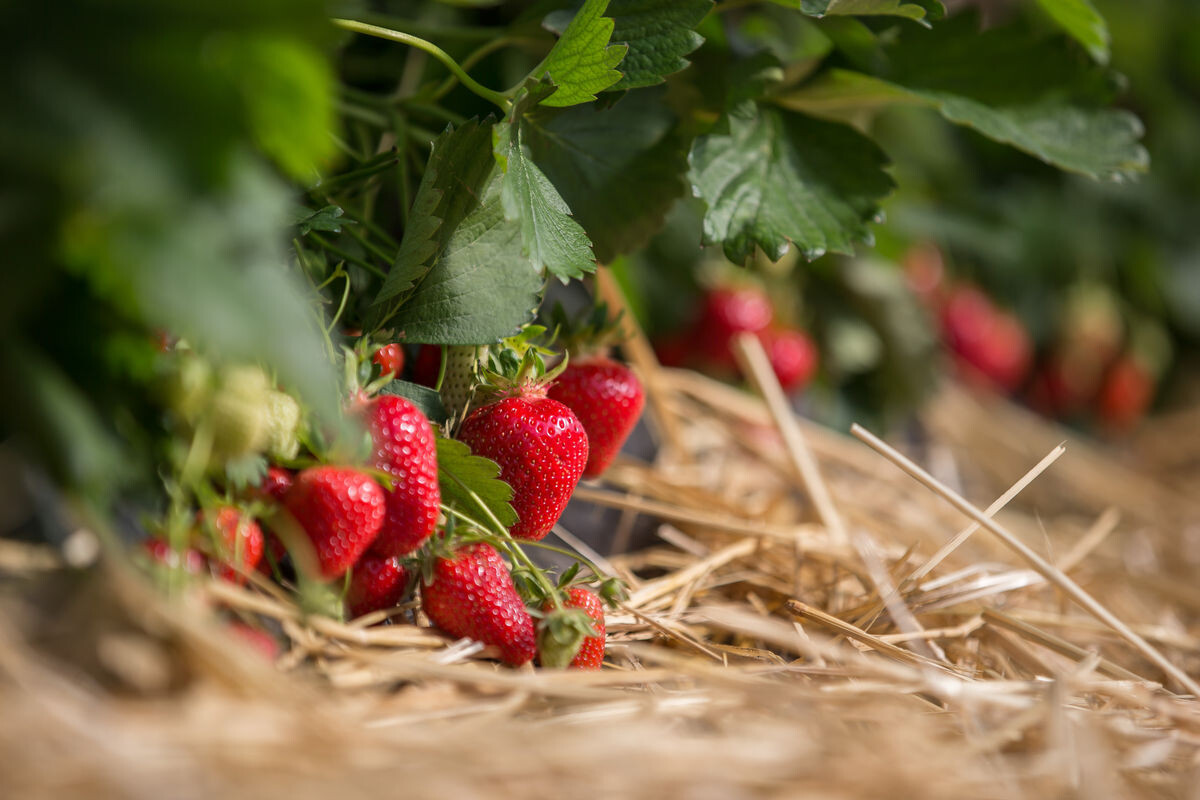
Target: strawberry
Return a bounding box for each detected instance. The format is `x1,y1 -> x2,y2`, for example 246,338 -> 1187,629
363,394 -> 441,557
420,542 -> 536,666
411,345 -> 443,387
142,538 -> 205,573
202,506 -> 264,584
543,587 -> 605,669
257,466 -> 293,501
283,466 -> 386,579
695,287 -> 773,368
1096,354 -> 1155,432
226,622 -> 280,661
457,389 -> 588,541
373,343 -> 405,378
548,357 -> 644,478
941,286 -> 1031,393
347,553 -> 409,618
758,327 -> 818,392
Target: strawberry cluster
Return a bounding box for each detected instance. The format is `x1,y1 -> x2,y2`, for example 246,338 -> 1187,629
142,319 -> 639,669
655,284 -> 819,394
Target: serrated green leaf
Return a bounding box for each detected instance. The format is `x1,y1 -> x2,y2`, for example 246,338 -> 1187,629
523,87 -> 689,262
495,83 -> 596,283
606,0 -> 713,90
373,121 -> 494,312
688,105 -> 894,264
1033,0 -> 1109,64
436,436 -> 518,527
540,0 -> 628,107
388,172 -> 543,344
380,380 -> 448,424
771,0 -> 940,22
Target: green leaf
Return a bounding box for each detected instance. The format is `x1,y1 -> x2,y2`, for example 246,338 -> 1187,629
607,0 -> 713,90
294,204 -> 347,235
1033,0 -> 1109,64
374,121 -> 495,311
436,437 -> 518,527
380,380 -> 448,424
495,83 -> 596,282
387,171 -> 543,344
771,0 -> 941,22
540,0 -> 629,107
688,105 -> 894,263
779,69 -> 1147,181
522,87 -> 690,262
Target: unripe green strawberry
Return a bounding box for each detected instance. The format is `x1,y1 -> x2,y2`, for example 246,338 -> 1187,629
211,365 -> 273,459
421,542 -> 536,666
166,355 -> 214,423
264,390 -> 301,461
440,345 -> 487,423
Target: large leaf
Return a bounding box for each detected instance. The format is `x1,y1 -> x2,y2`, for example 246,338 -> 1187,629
540,0 -> 628,107
436,437 -> 518,528
688,104 -> 894,263
388,172 -> 543,344
770,0 -> 942,22
522,87 -> 690,263
779,69 -> 1147,181
373,121 -> 495,313
608,0 -> 713,90
495,83 -> 596,283
1033,0 -> 1109,64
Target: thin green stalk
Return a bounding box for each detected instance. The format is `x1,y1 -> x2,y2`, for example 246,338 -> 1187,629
310,233 -> 388,281
332,18 -> 511,110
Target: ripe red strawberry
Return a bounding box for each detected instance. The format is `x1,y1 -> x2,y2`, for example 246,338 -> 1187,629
226,622 -> 280,661
420,543 -> 536,666
457,389 -> 588,541
411,345 -> 443,387
347,553 -> 409,618
941,287 -> 1031,392
544,587 -> 606,669
548,358 -> 644,478
142,538 -> 205,573
373,343 -> 405,377
203,506 -> 264,584
257,466 -> 293,501
1096,354 -> 1155,432
363,395 -> 441,557
695,287 -> 773,368
758,328 -> 818,392
283,466 -> 386,579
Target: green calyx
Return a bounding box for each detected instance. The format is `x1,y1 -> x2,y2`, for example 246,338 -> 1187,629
536,606 -> 597,669
548,301 -> 627,359
474,326 -> 568,401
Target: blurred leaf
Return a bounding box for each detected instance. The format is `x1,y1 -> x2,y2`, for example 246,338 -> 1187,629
294,205 -> 348,235
771,0 -> 941,23
523,87 -> 689,263
688,105 -> 894,263
436,437 -> 518,527
781,69 -> 1147,181
1033,0 -> 1110,64
540,0 -> 628,107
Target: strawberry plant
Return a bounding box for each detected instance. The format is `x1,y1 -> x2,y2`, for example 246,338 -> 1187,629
0,0 -> 1156,667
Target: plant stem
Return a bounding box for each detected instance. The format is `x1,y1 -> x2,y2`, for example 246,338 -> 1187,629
310,233 -> 388,281
332,18 -> 511,111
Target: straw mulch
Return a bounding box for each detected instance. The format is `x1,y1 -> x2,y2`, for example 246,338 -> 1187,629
3,335 -> 1200,799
